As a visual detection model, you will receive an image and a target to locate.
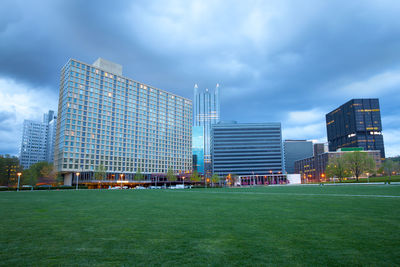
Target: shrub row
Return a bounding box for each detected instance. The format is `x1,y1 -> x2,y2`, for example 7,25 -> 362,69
0,185 -> 88,191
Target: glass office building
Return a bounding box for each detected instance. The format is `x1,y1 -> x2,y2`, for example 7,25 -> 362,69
54,58 -> 192,184
283,140 -> 313,174
192,126 -> 205,174
326,99 -> 385,158
193,84 -> 220,176
211,122 -> 283,177
20,110 -> 57,169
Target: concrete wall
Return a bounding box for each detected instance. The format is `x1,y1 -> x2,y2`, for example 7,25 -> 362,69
287,174 -> 301,184
64,173 -> 72,186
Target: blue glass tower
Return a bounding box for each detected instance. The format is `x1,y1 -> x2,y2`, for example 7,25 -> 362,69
193,84 -> 220,176
192,126 -> 205,174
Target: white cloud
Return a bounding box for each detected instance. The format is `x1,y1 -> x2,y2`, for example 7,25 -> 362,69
383,129 -> 400,157
382,115 -> 400,128
338,69 -> 400,97
282,122 -> 326,141
286,108 -> 326,125
125,0 -> 316,55
0,78 -> 57,155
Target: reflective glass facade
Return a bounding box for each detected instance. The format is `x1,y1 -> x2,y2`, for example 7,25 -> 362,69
20,110 -> 57,169
54,58 -> 192,176
193,84 -> 220,175
211,122 -> 283,177
326,99 -> 385,158
283,140 -> 313,174
192,126 -> 204,174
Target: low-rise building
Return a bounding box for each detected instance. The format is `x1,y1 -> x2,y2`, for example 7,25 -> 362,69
294,149 -> 381,183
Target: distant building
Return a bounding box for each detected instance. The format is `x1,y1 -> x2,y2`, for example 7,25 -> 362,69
294,150 -> 382,183
211,122 -> 283,177
193,84 -> 220,176
19,110 -> 57,169
54,58 -> 192,185
46,116 -> 57,162
283,140 -> 313,174
313,143 -> 327,156
326,98 -> 385,158
192,126 -> 205,174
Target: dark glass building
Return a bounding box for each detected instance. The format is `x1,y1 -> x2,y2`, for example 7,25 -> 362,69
211,122 -> 283,177
326,99 -> 385,158
283,140 -> 313,174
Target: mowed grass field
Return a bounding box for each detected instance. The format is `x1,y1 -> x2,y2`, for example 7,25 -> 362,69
1,185 -> 400,266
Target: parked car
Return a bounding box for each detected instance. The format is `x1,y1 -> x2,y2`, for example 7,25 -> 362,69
135,186 -> 146,189
149,186 -> 162,189
169,184 -> 185,189
109,186 -> 121,190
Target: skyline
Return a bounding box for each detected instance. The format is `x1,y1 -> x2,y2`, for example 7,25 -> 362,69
1,1 -> 400,157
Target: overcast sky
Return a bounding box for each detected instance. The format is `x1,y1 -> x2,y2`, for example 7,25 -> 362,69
1,0 -> 400,157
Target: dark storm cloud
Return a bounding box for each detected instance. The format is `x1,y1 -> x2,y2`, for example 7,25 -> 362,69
1,0 -> 400,155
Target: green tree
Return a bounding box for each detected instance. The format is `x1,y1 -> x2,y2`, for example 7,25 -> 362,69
94,164 -> 107,180
190,170 -> 201,183
211,173 -> 220,187
22,162 -> 56,185
39,163 -> 57,184
135,167 -> 144,181
382,159 -> 400,184
0,155 -> 21,186
167,168 -> 176,182
326,156 -> 348,182
343,152 -> 376,182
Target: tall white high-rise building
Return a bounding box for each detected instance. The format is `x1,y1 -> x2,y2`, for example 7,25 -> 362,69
193,84 -> 220,176
54,58 -> 192,185
46,117 -> 57,162
19,110 -> 57,169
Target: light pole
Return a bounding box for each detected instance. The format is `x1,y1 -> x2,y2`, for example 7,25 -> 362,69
76,172 -> 80,190
182,176 -> 185,187
17,172 -> 22,191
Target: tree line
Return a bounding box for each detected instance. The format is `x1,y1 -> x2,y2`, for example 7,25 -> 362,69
0,155 -> 61,186
326,151 -> 400,183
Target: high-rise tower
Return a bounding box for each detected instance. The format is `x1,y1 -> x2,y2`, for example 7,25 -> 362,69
326,98 -> 385,158
19,110 -> 57,169
193,84 -> 220,176
54,58 -> 192,185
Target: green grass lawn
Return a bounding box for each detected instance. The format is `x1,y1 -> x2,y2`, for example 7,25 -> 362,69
1,185 -> 400,266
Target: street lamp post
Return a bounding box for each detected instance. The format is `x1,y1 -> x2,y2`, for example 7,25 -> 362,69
182,176 -> 185,187
17,172 -> 22,191
76,172 -> 80,190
